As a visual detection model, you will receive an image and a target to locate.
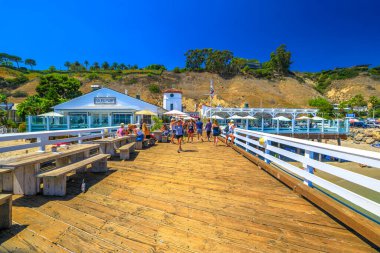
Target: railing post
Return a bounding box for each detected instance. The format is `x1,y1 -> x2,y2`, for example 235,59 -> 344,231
46,117 -> 50,131
27,115 -> 32,132
101,129 -> 105,139
261,117 -> 264,132
336,119 -> 340,133
78,133 -> 83,144
37,136 -> 48,152
67,115 -> 70,129
265,140 -> 271,164
303,150 -> 314,187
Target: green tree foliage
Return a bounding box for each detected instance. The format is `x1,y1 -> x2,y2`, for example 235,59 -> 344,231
12,90 -> 28,98
173,67 -> 181,73
148,84 -> 160,93
0,53 -> 23,68
308,97 -> 333,116
48,66 -> 56,72
24,58 -> 36,70
64,61 -> 71,71
145,64 -> 166,71
36,74 -> 82,101
150,116 -> 163,131
268,44 -> 292,75
16,95 -> 54,118
205,50 -> 234,75
185,49 -> 208,71
348,94 -> 366,107
0,75 -> 29,89
87,72 -> 99,80
90,62 -> 100,70
119,63 -> 127,70
84,60 -> 89,70
70,61 -> 85,72
102,61 -> 110,70
111,62 -> 119,70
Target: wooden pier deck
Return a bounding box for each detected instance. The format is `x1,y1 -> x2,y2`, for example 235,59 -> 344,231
0,141 -> 377,252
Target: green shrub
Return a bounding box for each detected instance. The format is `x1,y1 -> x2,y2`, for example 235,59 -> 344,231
87,72 -> 99,80
127,78 -> 138,85
149,84 -> 160,93
150,116 -> 163,131
12,90 -> 28,97
173,67 -> 181,73
250,68 -> 272,79
18,122 -> 26,132
0,75 -> 29,89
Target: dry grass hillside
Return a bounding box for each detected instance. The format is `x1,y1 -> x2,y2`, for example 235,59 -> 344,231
2,67 -> 380,109
325,74 -> 380,103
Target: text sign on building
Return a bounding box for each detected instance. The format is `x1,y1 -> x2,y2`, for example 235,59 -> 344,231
94,97 -> 116,105
187,112 -> 200,118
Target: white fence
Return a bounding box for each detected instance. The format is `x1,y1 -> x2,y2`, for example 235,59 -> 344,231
232,128 -> 380,219
0,127 -> 118,153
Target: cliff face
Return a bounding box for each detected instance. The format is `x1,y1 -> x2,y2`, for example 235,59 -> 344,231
2,68 -> 380,109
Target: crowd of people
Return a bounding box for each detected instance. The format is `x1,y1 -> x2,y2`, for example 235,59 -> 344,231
168,118 -> 237,153
115,118 -> 237,153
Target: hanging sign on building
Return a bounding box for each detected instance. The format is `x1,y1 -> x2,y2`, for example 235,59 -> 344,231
94,97 -> 116,104
187,112 -> 200,118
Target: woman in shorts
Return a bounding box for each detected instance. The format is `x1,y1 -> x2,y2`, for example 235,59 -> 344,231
187,119 -> 195,143
175,119 -> 184,153
212,120 -> 221,146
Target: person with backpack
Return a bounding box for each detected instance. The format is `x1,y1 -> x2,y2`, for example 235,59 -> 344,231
212,120 -> 221,146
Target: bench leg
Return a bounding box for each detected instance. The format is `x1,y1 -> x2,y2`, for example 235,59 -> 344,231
56,157 -> 70,167
120,150 -> 130,160
91,158 -> 108,173
43,175 -> 67,196
0,196 -> 12,229
136,141 -> 143,150
23,164 -> 37,195
0,174 -> 2,192
2,172 -> 12,192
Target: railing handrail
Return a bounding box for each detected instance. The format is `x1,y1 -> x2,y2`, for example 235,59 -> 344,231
233,128 -> 380,219
236,128 -> 380,162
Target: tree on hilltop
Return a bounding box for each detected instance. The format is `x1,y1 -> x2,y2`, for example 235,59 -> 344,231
64,61 -> 71,71
84,60 -> 89,70
90,62 -> 100,70
24,59 -> 37,70
269,44 -> 292,76
102,61 -> 110,70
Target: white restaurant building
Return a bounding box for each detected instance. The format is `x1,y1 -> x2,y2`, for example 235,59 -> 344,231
27,87 -> 164,131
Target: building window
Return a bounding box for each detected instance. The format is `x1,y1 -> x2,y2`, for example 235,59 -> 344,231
112,113 -> 132,125
170,93 -> 174,98
69,112 -> 88,128
170,103 -> 174,110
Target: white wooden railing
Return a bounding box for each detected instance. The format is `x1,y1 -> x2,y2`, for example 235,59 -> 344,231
231,128 -> 380,219
0,127 -> 118,153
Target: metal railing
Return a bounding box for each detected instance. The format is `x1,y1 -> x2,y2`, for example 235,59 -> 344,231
0,127 -> 118,153
231,128 -> 380,219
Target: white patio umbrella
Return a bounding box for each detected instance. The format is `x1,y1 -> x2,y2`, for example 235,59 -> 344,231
163,110 -> 187,116
38,112 -> 64,117
228,115 -> 243,120
312,116 -> 325,121
211,115 -> 224,120
272,116 -> 291,121
242,115 -> 257,120
296,116 -> 311,120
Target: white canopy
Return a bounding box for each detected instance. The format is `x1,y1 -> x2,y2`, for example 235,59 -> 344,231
163,110 -> 187,116
242,115 -> 257,120
272,116 -> 291,121
211,115 -> 224,120
228,115 -> 243,119
312,116 -> 325,121
38,112 -> 64,117
296,116 -> 311,120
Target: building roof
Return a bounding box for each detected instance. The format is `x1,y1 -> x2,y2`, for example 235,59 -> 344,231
53,87 -> 163,113
163,88 -> 182,94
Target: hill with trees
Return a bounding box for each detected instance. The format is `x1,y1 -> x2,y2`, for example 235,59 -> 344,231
0,45 -> 379,129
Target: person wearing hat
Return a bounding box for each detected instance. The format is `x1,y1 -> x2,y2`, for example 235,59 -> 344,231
225,120 -> 236,146
116,123 -> 126,137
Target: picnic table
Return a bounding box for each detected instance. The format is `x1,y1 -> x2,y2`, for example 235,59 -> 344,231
92,135 -> 132,156
0,144 -> 99,195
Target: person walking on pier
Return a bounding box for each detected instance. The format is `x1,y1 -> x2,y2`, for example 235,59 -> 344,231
212,120 -> 221,146
205,119 -> 212,142
225,120 -> 236,146
187,119 -> 195,143
175,119 -> 185,153
196,118 -> 204,142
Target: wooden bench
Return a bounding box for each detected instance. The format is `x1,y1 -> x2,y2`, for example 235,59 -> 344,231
37,154 -> 110,196
136,139 -> 149,150
0,194 -> 12,229
148,138 -> 156,146
118,142 -> 136,160
161,136 -> 168,143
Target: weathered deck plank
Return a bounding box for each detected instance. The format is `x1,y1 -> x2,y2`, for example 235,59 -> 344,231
0,141 -> 377,252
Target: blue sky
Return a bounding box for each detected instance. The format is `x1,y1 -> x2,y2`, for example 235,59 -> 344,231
1,0 -> 380,71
